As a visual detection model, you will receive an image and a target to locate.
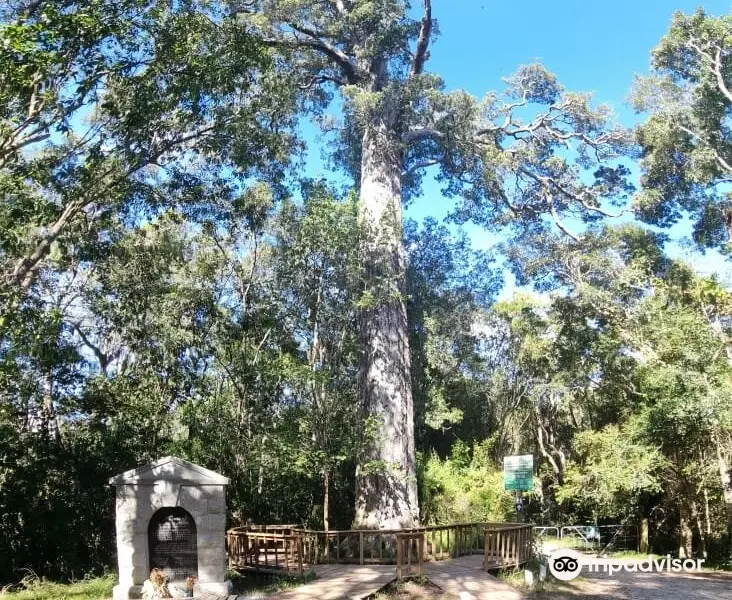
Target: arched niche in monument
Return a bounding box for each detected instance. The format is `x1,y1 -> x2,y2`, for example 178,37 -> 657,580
148,506 -> 198,581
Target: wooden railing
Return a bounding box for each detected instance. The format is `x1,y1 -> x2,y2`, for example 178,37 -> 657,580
294,522 -> 516,566
226,530 -> 304,575
227,522 -> 534,575
484,524 -> 534,569
242,524 -> 299,535
297,528 -> 403,564
396,532 -> 424,579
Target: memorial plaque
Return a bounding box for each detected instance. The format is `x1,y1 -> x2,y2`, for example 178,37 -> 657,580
148,507 -> 198,581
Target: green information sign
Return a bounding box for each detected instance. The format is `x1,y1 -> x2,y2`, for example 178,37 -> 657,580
503,454 -> 534,491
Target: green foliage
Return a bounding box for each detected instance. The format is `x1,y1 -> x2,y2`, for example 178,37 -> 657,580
0,574 -> 115,600
421,441 -> 514,525
632,9 -> 732,251
558,422 -> 666,519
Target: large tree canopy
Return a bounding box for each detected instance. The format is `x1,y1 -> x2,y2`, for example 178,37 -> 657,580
233,0 -> 633,527
0,0 -> 292,299
633,9 -> 732,250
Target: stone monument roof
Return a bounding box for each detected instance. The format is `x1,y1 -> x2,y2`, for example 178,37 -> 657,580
109,456 -> 229,486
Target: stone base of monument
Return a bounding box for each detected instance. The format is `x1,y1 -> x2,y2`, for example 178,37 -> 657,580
112,583 -> 142,600
112,580 -> 233,599
195,580 -> 234,596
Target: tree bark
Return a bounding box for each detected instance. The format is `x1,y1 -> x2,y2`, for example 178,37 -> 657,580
717,444 -> 732,559
323,469 -> 330,532
639,517 -> 649,554
679,502 -> 694,559
354,121 -> 418,529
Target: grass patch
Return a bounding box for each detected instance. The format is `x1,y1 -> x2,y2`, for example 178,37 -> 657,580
0,574 -> 115,600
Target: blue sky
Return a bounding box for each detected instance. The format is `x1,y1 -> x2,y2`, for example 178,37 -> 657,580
420,0 -> 732,293
304,1 -> 732,296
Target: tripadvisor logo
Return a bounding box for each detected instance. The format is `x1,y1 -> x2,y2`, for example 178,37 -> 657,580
548,548 -> 705,581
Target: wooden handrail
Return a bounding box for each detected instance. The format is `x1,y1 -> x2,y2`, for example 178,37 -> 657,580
227,522 -> 534,573
226,530 -> 304,576
484,524 -> 534,569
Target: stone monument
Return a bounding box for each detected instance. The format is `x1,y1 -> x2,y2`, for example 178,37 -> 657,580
109,456 -> 232,599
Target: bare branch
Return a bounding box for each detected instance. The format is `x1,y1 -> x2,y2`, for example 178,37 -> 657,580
578,198 -> 624,218
411,0 -> 432,78
262,35 -> 360,83
299,74 -> 347,89
402,127 -> 444,144
71,322 -> 109,373
712,47 -> 732,104
402,159 -> 440,177
549,197 -> 580,241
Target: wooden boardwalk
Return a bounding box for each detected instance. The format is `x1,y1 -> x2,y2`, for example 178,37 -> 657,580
213,555 -> 525,600
425,555 -> 526,599
274,563 -> 396,600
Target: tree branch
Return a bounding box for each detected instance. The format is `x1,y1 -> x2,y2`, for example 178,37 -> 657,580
402,159 -> 440,177
676,122 -> 732,173
411,0 -> 432,78
549,197 -> 580,241
402,127 -> 444,144
299,74 -> 347,89
712,47 -> 732,104
263,29 -> 361,83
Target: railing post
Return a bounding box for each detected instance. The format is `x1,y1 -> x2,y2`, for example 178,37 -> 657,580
418,533 -> 425,576
298,535 -> 304,576
359,531 -> 364,565
396,535 -> 403,579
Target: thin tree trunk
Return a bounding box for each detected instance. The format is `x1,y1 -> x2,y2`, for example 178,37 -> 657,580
691,499 -> 706,558
717,444 -> 732,559
323,469 -> 330,532
679,502 -> 694,559
354,121 -> 418,529
639,517 -> 649,554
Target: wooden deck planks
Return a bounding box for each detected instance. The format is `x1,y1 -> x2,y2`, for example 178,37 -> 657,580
271,563 -> 395,600
425,555 -> 526,600
222,554 -> 526,600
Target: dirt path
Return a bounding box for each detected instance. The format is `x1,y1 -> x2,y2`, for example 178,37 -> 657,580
531,571 -> 732,600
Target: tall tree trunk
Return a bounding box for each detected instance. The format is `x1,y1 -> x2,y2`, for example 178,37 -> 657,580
717,444 -> 732,558
639,517 -> 649,554
354,121 -> 418,529
679,502 -> 694,559
691,499 -> 706,558
323,469 -> 330,532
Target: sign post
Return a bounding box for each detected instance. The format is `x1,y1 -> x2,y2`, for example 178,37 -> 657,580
503,454 -> 534,522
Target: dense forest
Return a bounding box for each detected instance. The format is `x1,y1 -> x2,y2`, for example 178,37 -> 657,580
1,0 -> 731,584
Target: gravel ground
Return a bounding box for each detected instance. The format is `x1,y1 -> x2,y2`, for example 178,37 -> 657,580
528,569 -> 732,600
